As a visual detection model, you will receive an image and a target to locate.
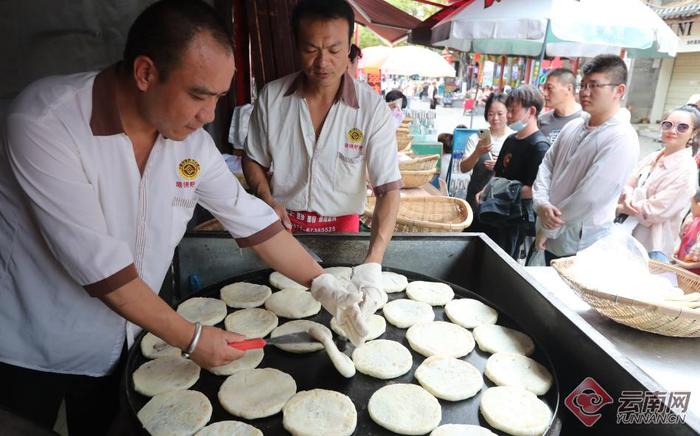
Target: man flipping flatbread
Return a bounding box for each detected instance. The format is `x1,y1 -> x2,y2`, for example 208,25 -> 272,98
0,1 -> 364,434
244,0 -> 402,328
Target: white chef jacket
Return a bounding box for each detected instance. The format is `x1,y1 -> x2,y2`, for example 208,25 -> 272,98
0,68 -> 282,376
245,72 -> 402,216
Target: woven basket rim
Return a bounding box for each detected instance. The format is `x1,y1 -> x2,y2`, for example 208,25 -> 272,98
364,196 -> 473,230
551,256 -> 700,319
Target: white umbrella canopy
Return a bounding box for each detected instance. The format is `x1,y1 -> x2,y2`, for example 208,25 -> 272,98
431,0 -> 678,58
359,45 -> 456,77
380,46 -> 456,77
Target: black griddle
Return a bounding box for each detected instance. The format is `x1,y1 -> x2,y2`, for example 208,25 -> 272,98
124,266 -> 560,435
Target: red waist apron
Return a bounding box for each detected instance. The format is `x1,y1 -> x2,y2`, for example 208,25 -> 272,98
287,210 -> 360,233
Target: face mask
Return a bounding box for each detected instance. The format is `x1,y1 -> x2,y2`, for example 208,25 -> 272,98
508,113 -> 529,132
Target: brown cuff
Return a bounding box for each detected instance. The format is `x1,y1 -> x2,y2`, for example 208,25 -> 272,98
373,179 -> 403,196
84,264 -> 138,297
235,221 -> 285,248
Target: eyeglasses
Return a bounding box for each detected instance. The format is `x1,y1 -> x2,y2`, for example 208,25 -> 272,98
578,82 -> 621,91
660,121 -> 691,134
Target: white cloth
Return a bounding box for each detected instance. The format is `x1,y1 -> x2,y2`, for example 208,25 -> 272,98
533,108 -> 640,256
245,72 -> 402,216
626,148 -> 698,257
228,104 -> 253,150
0,70 -> 282,376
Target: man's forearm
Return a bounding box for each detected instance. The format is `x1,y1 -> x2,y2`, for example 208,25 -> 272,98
366,190 -> 400,263
99,278 -> 193,350
242,156 -> 274,204
251,230 -> 324,286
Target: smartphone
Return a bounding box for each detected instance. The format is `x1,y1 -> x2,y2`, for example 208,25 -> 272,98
478,129 -> 492,143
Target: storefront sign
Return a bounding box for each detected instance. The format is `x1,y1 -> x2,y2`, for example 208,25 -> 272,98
668,17 -> 700,53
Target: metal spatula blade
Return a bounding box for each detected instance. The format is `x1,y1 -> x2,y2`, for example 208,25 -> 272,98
227,332 -> 317,351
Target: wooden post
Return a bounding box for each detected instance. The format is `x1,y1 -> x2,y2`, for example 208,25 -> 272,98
498,56 -> 506,90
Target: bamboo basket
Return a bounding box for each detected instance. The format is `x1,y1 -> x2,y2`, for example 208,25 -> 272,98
399,154 -> 440,171
362,196 -> 472,232
400,169 -> 436,188
551,257 -> 700,337
396,131 -> 411,152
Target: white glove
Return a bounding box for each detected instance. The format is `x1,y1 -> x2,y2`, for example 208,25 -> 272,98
351,263 -> 384,318
310,273 -> 368,346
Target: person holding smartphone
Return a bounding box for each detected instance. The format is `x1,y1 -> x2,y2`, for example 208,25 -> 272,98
460,92 -> 513,232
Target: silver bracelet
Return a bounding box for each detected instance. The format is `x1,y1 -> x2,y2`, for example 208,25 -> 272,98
182,321 -> 202,359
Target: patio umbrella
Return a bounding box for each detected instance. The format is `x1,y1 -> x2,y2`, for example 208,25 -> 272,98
431,0 -> 678,58
359,45 -> 456,77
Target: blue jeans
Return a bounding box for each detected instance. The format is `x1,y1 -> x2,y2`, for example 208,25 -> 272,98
648,251 -> 669,263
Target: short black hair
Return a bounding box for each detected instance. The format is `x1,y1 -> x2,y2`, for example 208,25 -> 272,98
582,54 -> 628,86
385,90 -> 407,109
484,92 -> 508,121
506,85 -> 544,116
292,0 -> 355,42
547,68 -> 577,91
123,0 -> 232,81
349,44 -> 362,63
438,133 -> 453,154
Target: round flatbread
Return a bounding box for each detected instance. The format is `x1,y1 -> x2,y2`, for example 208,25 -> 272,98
352,339 -> 413,379
415,356 -> 483,401
430,424 -> 497,436
269,271 -> 307,290
176,297 -> 227,326
271,320 -> 329,353
485,352 -> 553,396
196,420 -> 262,436
137,390 -> 211,436
207,349 -> 264,376
141,332 -> 180,359
382,299 -> 435,328
220,282 -> 272,308
406,321 -> 475,358
331,314 -> 386,341
444,299 -> 498,329
473,324 -> 535,356
132,356 -> 200,397
382,271 -> 408,293
406,281 -> 454,306
368,384 -> 441,435
479,386 -> 552,436
283,389 -> 357,436
264,289 -> 321,319
224,308 -> 278,338
218,368 -> 297,419
324,267 -> 353,280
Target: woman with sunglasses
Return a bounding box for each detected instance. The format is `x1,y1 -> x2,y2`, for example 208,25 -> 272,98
616,104 -> 700,262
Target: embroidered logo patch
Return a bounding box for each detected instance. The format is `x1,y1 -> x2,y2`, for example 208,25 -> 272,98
347,128 -> 363,144
178,159 -> 200,180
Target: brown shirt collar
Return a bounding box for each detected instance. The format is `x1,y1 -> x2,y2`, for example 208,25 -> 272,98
90,65 -> 125,136
283,71 -> 359,109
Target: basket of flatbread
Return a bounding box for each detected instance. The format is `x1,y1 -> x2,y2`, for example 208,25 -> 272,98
552,256 -> 700,338
362,196 -> 472,233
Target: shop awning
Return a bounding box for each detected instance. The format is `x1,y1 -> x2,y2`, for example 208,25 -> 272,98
350,0 -> 422,44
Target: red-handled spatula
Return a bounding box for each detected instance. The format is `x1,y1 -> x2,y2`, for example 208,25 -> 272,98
228,332 -> 317,351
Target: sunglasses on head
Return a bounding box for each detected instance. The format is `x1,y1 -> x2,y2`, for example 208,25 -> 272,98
660,121 -> 691,133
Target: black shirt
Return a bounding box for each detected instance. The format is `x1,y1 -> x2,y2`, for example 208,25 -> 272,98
494,130 -> 550,186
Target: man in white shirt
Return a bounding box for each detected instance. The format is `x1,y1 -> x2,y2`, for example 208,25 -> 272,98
0,1 -> 364,433
533,55 -> 640,265
244,0 -> 401,321
538,68 -> 582,144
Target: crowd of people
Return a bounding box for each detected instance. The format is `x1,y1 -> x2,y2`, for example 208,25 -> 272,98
436,55 -> 700,273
